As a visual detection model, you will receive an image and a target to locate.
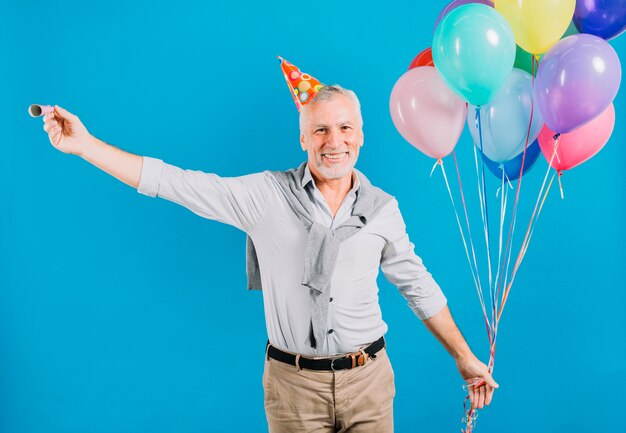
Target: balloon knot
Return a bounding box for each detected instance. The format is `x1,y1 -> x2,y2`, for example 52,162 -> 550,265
553,133 -> 561,140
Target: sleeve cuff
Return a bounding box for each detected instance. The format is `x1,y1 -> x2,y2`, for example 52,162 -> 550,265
409,289 -> 448,321
137,156 -> 165,197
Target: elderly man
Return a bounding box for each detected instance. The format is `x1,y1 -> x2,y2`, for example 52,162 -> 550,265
41,60 -> 497,432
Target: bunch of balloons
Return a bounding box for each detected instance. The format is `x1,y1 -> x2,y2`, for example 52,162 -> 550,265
390,2 -> 623,432
390,0 -> 623,176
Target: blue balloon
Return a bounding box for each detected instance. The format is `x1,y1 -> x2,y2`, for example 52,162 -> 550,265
468,68 -> 544,162
573,0 -> 626,41
482,139 -> 541,181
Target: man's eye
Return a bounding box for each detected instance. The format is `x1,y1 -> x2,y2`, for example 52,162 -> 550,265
341,126 -> 352,130
315,129 -> 327,134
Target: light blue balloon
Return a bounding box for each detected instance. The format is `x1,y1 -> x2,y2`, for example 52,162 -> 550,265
432,3 -> 515,106
468,68 -> 544,163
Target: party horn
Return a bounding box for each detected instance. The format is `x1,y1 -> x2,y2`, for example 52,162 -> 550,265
28,104 -> 54,117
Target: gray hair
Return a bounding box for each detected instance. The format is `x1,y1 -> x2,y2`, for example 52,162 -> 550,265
299,84 -> 363,132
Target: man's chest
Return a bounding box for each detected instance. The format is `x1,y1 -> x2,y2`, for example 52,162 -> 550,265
255,195 -> 386,274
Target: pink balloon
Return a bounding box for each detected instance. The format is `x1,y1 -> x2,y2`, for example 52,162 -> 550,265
390,66 -> 467,159
538,103 -> 615,171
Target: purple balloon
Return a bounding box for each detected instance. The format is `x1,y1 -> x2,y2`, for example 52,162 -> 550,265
573,0 -> 626,41
534,34 -> 622,134
433,0 -> 494,31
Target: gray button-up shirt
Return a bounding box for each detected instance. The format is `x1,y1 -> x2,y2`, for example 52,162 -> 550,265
138,157 -> 447,356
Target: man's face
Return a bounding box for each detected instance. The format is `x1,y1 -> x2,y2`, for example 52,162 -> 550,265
300,94 -> 364,182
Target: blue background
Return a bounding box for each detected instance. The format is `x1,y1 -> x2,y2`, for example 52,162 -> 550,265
2,1 -> 625,432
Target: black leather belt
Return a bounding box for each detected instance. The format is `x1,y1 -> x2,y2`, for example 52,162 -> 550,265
266,336 -> 385,371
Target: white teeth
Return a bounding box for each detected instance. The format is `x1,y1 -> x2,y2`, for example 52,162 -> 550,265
323,152 -> 348,159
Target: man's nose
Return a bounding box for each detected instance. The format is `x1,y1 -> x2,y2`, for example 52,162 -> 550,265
328,128 -> 343,147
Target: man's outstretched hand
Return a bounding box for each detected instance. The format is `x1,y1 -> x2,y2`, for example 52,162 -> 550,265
43,105 -> 93,155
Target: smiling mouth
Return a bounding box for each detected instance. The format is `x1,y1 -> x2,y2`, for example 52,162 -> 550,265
321,152 -> 349,160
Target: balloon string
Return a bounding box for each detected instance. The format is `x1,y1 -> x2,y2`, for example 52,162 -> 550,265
430,159 -> 440,178
438,158 -> 487,322
558,171 -> 565,199
489,169 -> 508,371
493,53 -> 537,328
487,167 -> 505,339
499,171 -> 556,319
489,166 -> 509,343
464,56 -> 542,433
473,107 -> 494,297
452,152 -> 488,317
495,169 -> 513,199
462,395 -> 479,433
457,145 -> 494,433
464,55 -> 548,433
473,106 -> 497,362
522,173 -> 556,262
497,136 -> 560,322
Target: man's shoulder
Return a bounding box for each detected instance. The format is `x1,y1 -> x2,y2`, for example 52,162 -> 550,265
354,169 -> 395,201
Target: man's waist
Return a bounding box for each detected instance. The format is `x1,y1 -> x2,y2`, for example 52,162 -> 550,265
265,336 -> 385,371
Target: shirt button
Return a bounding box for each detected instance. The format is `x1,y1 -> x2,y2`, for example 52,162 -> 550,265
329,297 -> 334,302
328,329 -> 334,334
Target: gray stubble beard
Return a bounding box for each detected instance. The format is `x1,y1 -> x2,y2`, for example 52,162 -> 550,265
314,152 -> 358,180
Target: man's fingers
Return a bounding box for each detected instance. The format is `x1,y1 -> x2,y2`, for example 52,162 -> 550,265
45,122 -> 61,140
484,375 -> 499,389
54,105 -> 76,120
485,385 -> 494,406
477,385 -> 486,409
50,127 -> 62,146
467,377 -> 497,409
43,120 -> 58,132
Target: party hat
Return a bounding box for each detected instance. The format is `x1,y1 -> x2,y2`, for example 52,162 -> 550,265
278,56 -> 325,111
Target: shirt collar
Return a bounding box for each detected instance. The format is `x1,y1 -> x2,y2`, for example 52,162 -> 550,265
302,163 -> 361,195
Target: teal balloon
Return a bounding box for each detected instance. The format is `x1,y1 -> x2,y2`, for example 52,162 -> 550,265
432,4 -> 516,106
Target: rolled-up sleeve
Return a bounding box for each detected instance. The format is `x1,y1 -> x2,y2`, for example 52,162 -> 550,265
137,156 -> 272,233
137,156 -> 165,197
379,199 -> 447,320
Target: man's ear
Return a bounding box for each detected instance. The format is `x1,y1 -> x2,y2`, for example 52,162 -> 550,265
300,134 -> 307,151
360,130 -> 365,147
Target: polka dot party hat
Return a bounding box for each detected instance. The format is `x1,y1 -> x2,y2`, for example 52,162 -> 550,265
278,56 -> 325,112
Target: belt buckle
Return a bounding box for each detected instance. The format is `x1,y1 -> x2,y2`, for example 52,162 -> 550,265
330,350 -> 369,371
359,350 -> 369,366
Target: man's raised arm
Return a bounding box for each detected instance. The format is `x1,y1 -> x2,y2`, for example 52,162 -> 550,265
42,105 -> 143,188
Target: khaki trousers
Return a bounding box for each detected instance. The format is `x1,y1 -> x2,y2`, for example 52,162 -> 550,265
262,347 -> 395,433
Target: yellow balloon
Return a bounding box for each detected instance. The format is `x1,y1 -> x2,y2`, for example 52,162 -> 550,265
496,0 -> 576,54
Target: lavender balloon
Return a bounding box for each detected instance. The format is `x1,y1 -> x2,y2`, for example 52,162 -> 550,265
573,0 -> 626,41
534,34 -> 621,133
433,0 -> 494,31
